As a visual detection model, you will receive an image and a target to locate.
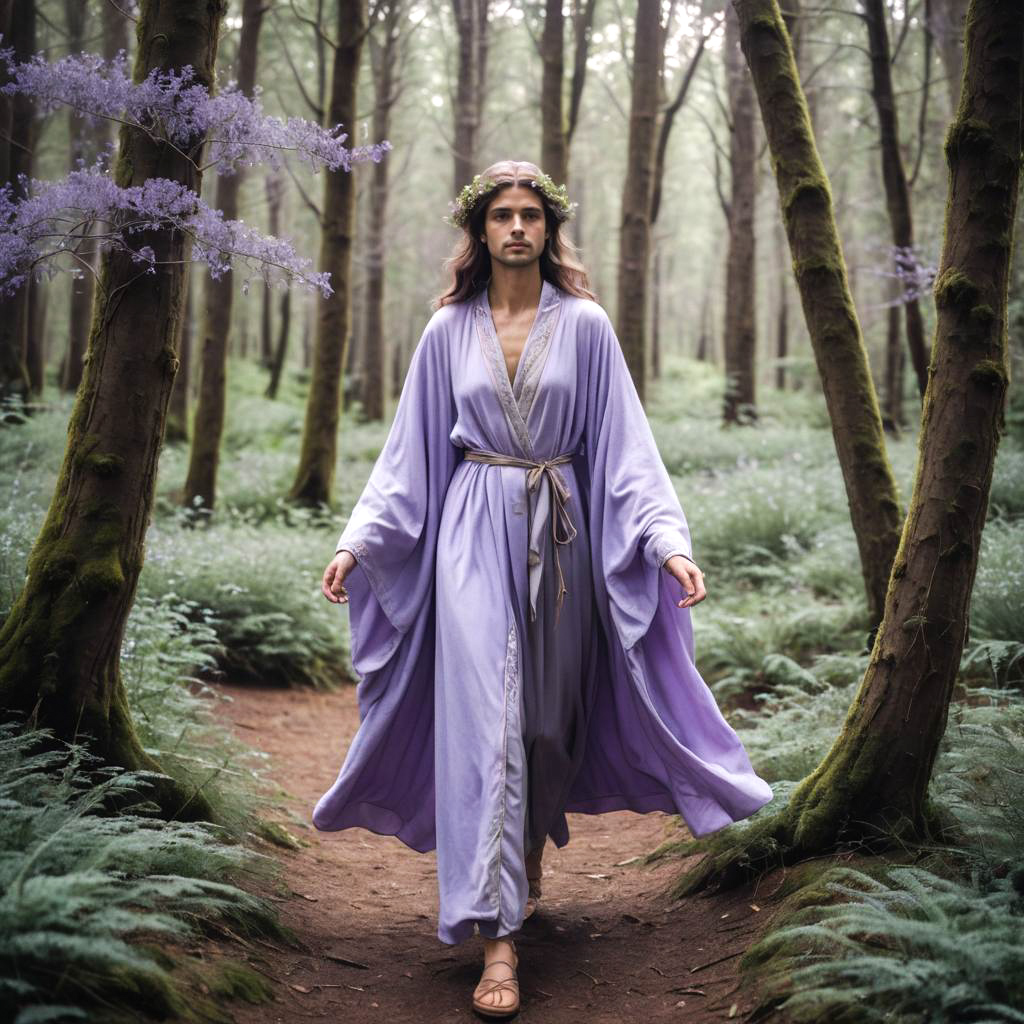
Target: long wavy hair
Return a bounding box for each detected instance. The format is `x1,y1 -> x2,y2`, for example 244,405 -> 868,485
433,159 -> 597,309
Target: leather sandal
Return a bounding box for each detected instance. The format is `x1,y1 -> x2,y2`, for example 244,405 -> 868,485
472,941 -> 520,1019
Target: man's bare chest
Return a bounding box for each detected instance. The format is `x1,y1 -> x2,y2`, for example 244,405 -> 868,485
490,309 -> 538,387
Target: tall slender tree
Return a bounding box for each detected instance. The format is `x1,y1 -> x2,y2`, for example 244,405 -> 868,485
677,0 -> 1023,893
722,2 -> 758,424
539,0 -> 597,187
539,0 -> 567,185
0,0 -> 226,818
927,0 -> 970,113
61,0 -> 93,395
289,0 -> 368,505
452,0 -> 490,193
361,0 -> 409,422
183,0 -> 267,514
863,0 -> 931,399
882,271 -> 906,432
24,276 -> 45,394
0,0 -> 35,409
649,13 -> 713,227
616,0 -> 663,402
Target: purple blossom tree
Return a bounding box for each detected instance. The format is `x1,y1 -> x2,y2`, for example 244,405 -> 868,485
0,0 -> 389,821
0,46 -> 390,303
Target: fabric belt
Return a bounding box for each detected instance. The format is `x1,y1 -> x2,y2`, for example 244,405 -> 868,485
463,448 -> 579,626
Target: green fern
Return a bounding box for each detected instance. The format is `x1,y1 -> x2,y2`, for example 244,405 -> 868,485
751,864 -> 1024,1023
0,724 -> 286,1023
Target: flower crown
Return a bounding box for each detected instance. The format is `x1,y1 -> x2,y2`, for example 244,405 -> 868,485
445,171 -> 575,228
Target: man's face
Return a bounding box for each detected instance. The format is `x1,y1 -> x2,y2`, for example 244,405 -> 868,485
480,185 -> 549,268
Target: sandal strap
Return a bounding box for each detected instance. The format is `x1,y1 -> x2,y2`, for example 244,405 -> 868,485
476,978 -> 520,992
480,958 -> 517,973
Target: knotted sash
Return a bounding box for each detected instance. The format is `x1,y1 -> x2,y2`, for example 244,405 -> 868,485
463,448 -> 579,626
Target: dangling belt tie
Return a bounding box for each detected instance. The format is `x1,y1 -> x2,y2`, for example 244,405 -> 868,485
463,448 -> 579,626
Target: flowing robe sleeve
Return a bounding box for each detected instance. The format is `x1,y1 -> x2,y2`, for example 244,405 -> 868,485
334,309 -> 460,670
313,308 -> 461,850
581,303 -> 697,651
570,302 -> 774,837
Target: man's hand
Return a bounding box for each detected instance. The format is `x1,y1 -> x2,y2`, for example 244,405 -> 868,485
664,554 -> 706,609
322,550 -> 357,604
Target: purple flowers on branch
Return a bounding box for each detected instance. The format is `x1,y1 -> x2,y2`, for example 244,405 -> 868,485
0,164 -> 331,296
0,45 -> 392,296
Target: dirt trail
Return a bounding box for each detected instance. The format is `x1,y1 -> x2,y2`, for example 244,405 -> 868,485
210,682 -> 783,1024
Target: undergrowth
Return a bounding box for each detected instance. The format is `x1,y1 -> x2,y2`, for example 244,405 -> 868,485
0,723 -> 291,1024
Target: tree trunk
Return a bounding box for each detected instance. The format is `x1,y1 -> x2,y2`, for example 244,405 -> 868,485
540,0 -> 567,185
25,275 -> 45,395
301,296 -> 312,369
452,0 -> 486,192
61,0 -> 94,396
260,283 -> 273,369
166,266 -> 193,443
289,0 -> 366,505
722,3 -> 758,425
774,213 -> 788,390
0,0 -> 34,410
651,242 -> 662,379
362,1 -> 403,423
882,274 -> 905,434
650,27 -> 707,226
182,0 -> 265,514
696,284 -> 712,364
543,0 -> 597,190
729,0 -> 903,628
615,0 -> 662,404
927,0 -> 970,114
864,0 -> 931,399
0,0 -> 226,819
678,0 -> 1023,894
266,289 -> 291,400
473,0 -> 489,164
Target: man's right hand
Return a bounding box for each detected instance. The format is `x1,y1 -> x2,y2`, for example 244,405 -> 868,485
322,550 -> 357,604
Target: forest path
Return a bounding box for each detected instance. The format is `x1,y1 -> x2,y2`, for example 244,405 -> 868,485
210,683 -> 780,1024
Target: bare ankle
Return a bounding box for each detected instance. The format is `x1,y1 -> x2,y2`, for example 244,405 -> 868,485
482,936 -> 516,960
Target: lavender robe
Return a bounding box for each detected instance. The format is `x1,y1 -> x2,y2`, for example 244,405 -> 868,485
312,279 -> 773,945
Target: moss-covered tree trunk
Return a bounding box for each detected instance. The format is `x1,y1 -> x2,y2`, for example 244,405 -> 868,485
288,0 -> 366,506
863,0 -> 931,399
616,0 -> 662,404
722,3 -> 758,425
0,0 -> 225,820
183,0 -> 265,513
732,0 -> 903,626
0,0 -> 35,410
679,0 -> 1023,895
